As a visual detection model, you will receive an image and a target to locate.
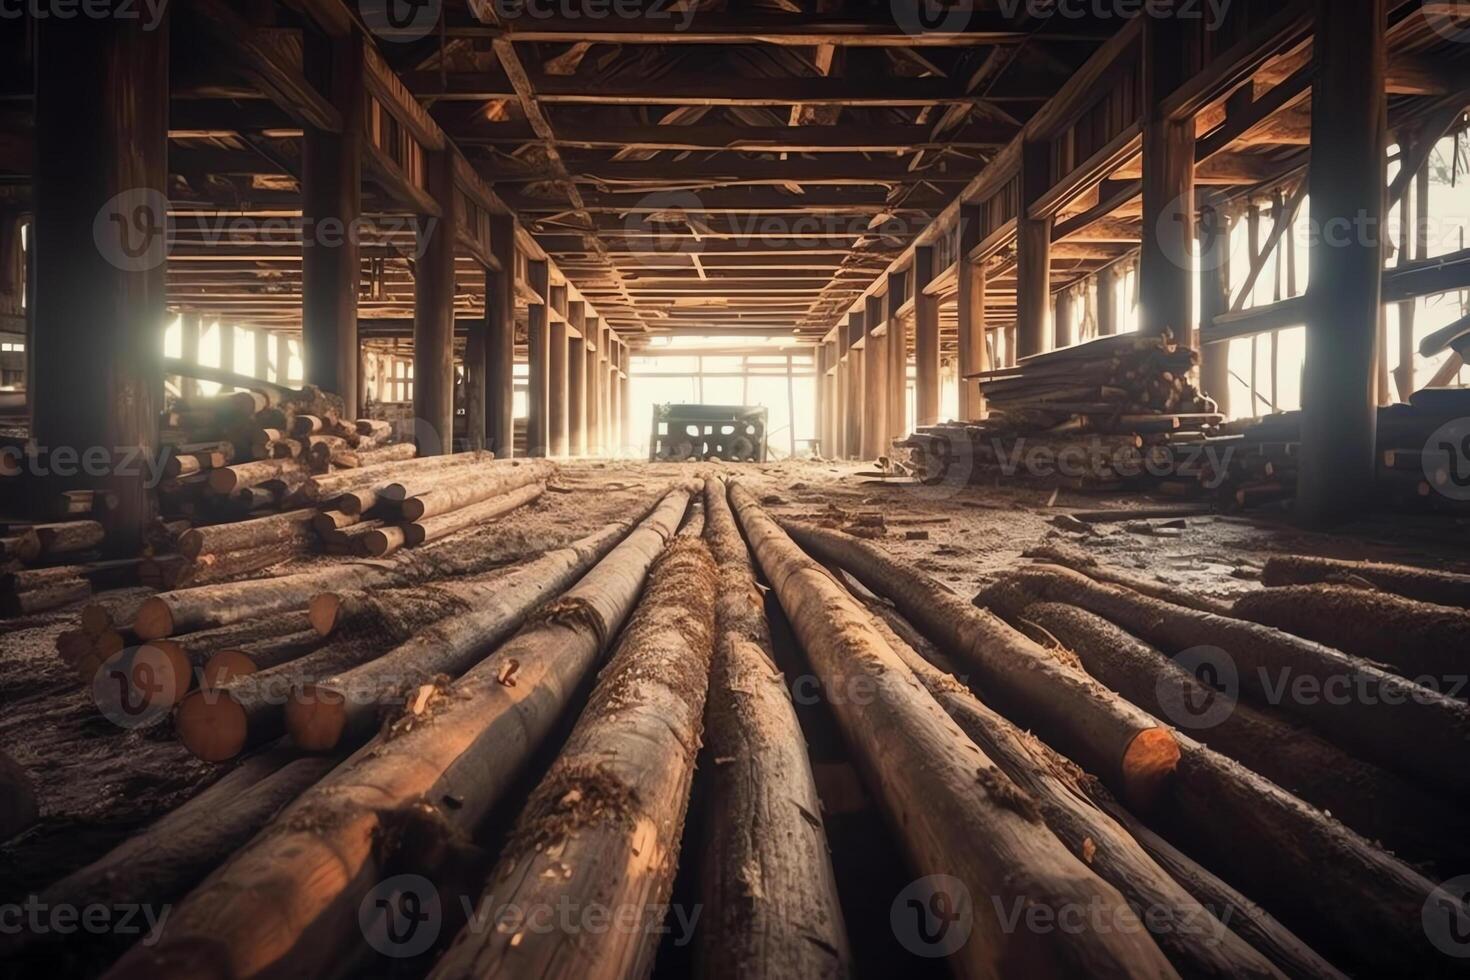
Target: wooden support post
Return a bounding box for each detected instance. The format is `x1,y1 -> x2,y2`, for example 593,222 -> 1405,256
219,323 -> 235,383
179,312 -> 202,400
34,13 -> 168,552
862,296 -> 886,460
301,35 -> 362,414
956,209 -> 988,420
833,339 -> 848,460
1096,265 -> 1118,337
253,328 -> 270,383
1139,19 -> 1196,343
412,150 -> 458,456
486,215 -> 515,456
913,250 -> 940,427
619,345 -> 631,456
526,259 -> 550,457
886,272 -> 906,441
1055,285 -> 1076,350
548,284 -> 568,456
464,278 -> 487,450
1017,141 -> 1053,357
816,344 -> 831,456
568,301 -> 586,456
599,323 -> 613,453
1198,205 -> 1232,417
845,312 -> 863,459
608,340 -> 622,454
1298,0 -> 1387,527
585,315 -> 601,456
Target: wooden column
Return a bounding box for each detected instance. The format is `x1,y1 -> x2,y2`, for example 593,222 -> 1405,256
464,283 -> 487,451
619,344 -> 632,455
413,151 -> 458,455
219,322 -> 236,381
1096,265 -> 1118,337
1054,285 -> 1076,350
253,328 -> 270,382
548,284 -> 568,456
1017,141 -> 1053,357
34,13 -> 168,551
610,341 -> 624,454
1139,19 -> 1196,343
525,259 -> 550,457
816,344 -> 831,455
909,256 -> 936,429
845,312 -> 864,459
584,316 -> 601,456
956,208 -> 988,420
598,322 -> 612,453
179,311 -> 201,399
1298,0 -> 1387,527
568,301 -> 587,456
886,272 -> 907,441
834,335 -> 849,460
301,35 -> 363,414
1198,205 -> 1232,417
861,296 -> 887,460
486,215 -> 515,456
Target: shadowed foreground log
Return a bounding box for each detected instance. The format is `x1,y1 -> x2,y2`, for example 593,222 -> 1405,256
975,564 -> 1470,795
779,520 -> 1180,811
730,484 -> 1179,980
0,750 -> 37,843
697,478 -> 850,980
288,513 -> 642,751
429,536 -> 718,980
1012,600 -> 1468,871
105,486 -> 694,980
1261,554 -> 1470,608
1231,584 -> 1470,687
856,598 -> 1287,979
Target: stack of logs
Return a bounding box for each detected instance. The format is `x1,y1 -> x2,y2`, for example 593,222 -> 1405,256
902,332 -> 1224,491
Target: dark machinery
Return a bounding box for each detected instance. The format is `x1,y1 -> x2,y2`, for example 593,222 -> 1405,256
649,403 -> 768,462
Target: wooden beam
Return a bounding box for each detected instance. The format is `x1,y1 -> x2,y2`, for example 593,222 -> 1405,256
413,150 -> 459,455
1198,205 -> 1232,417
477,14 -> 1048,46
549,283 -> 569,457
1139,16 -> 1196,343
568,301 -> 587,456
1017,141 -> 1053,357
914,248 -> 940,427
456,121 -> 1016,153
527,259 -> 550,457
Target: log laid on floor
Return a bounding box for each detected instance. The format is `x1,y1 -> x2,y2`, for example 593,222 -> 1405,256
1261,554 -> 1470,608
1023,542 -> 1234,616
1011,601 -> 1468,873
290,513 -> 641,751
106,486 -> 694,980
299,449 -> 492,504
360,482 -> 545,556
696,478 -> 850,980
429,536 -> 718,980
35,520 -> 106,558
859,599 -> 1286,979
977,564 -> 1470,795
176,508 -> 318,561
201,629 -> 326,688
1231,583 -> 1470,685
780,520 -> 1180,811
207,458 -> 309,495
730,484 -> 1179,979
0,751 -> 37,843
394,459 -> 556,520
0,530 -> 41,563
2,577 -> 92,616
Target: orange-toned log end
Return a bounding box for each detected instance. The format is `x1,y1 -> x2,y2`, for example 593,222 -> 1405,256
206,469 -> 237,495
79,603 -> 113,637
399,497 -> 427,522
1120,727 -> 1182,812
285,684 -> 347,752
175,689 -> 249,763
146,640 -> 195,710
202,650 -> 257,689
132,598 -> 176,641
77,631 -> 127,685
308,593 -> 343,636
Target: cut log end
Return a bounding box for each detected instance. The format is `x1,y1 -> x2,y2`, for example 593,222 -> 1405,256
285,684 -> 347,752
201,650 -> 257,689
133,598 -> 176,640
79,603 -> 114,637
175,689 -> 249,763
1120,726 -> 1182,811
308,594 -> 342,637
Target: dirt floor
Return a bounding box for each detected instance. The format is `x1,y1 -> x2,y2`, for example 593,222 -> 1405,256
3,457 -> 1468,940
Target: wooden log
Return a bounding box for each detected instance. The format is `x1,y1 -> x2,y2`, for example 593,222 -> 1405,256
35,520 -> 106,558
780,520 -> 1180,811
1012,601 -> 1469,873
860,600 -> 1286,979
0,529 -> 41,563
107,487 -> 694,980
201,630 -> 326,688
162,541 -> 296,590
207,458 -> 309,495
355,418 -> 391,439
1023,543 -> 1233,616
176,508 -> 318,561
429,537 -> 718,979
290,515 -> 638,750
729,485 -> 1179,979
299,449 -> 491,503
400,482 -> 544,547
2,577 -> 92,617
396,459 -> 555,520
351,442 -> 414,467
695,478 -> 850,980
977,564 -> 1470,795
0,750 -> 37,842
1233,584 -> 1470,688
1261,554 -> 1470,609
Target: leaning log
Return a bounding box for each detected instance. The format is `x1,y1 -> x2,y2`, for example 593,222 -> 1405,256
780,520 -> 1180,811
105,486 -> 694,980
1261,554 -> 1470,608
730,484 -> 1179,979
696,478 -> 850,980
1023,542 -> 1233,616
1231,583 -> 1470,686
1011,601 -> 1469,873
977,564 -> 1470,794
394,459 -> 556,520
429,536 -> 718,979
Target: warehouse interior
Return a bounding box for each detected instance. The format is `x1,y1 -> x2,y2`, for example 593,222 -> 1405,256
3,1 -> 1470,977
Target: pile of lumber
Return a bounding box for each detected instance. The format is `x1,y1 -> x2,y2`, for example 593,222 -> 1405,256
905,332 -> 1223,490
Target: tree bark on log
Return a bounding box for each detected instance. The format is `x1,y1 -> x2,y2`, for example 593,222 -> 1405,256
977,564 -> 1470,795
429,537 -> 718,980
780,520 -> 1180,812
299,450 -> 491,504
696,478 -> 850,980
731,485 -> 1179,980
35,520 -> 106,558
400,482 -> 544,548
858,598 -> 1286,979
290,514 -> 637,751
201,629 -> 326,688
106,486 -> 693,980
176,509 -> 318,561
1010,601 -> 1469,873
1261,554 -> 1470,608
1232,584 -> 1470,686
395,459 -> 555,519
207,458 -> 309,495
1023,542 -> 1233,616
